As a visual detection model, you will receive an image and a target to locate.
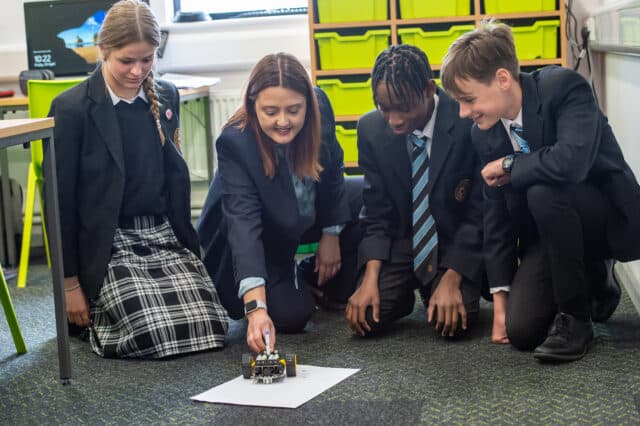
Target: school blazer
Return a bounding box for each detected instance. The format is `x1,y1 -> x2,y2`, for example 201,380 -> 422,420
473,66 -> 640,287
357,89 -> 484,284
197,87 -> 351,292
50,68 -> 199,300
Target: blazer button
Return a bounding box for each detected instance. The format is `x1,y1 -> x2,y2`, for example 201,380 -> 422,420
427,264 -> 433,273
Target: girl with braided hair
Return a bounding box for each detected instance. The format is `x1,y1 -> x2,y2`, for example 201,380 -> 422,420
50,0 -> 227,358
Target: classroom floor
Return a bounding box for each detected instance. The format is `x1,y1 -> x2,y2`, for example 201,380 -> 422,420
2,263 -> 639,425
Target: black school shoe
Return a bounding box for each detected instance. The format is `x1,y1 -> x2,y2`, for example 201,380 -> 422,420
533,312 -> 594,362
591,259 -> 621,323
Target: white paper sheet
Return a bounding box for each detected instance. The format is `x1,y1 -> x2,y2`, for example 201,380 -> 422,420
191,364 -> 359,409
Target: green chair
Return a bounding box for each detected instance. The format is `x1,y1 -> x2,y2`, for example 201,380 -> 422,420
17,78 -> 84,288
0,264 -> 26,353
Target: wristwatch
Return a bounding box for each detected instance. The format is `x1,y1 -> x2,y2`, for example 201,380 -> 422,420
244,299 -> 267,316
502,154 -> 516,174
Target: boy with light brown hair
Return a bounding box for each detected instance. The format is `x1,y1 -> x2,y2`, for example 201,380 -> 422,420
440,21 -> 639,362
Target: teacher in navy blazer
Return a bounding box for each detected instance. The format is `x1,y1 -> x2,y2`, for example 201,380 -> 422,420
197,52 -> 362,353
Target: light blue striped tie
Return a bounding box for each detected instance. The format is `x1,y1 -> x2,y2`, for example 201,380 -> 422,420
510,124 -> 530,154
410,134 -> 438,278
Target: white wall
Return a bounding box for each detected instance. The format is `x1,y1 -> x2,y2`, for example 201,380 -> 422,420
602,52 -> 640,313
157,14 -> 310,91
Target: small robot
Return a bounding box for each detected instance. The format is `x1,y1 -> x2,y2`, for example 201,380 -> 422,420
242,350 -> 297,384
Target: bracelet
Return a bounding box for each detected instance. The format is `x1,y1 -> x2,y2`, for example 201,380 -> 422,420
64,284 -> 81,292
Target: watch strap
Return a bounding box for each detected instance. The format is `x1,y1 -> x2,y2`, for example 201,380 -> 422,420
244,299 -> 268,316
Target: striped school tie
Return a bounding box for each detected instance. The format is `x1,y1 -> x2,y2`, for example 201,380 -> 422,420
410,134 -> 438,281
510,124 -> 530,153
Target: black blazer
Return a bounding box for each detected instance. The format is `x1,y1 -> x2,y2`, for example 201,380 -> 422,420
197,87 -> 351,294
357,89 -> 484,284
473,66 -> 640,287
50,68 -> 199,300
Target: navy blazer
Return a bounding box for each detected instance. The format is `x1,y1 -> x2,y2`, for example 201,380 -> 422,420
50,68 -> 199,300
473,66 -> 640,287
357,89 -> 484,284
197,87 -> 351,297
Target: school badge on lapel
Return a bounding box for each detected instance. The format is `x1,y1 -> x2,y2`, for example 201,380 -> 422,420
454,179 -> 471,202
165,108 -> 173,121
173,128 -> 182,152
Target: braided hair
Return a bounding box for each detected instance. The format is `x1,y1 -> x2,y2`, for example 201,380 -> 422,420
371,44 -> 433,105
98,0 -> 165,145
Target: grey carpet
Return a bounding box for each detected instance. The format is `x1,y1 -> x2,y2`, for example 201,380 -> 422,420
2,264 -> 639,425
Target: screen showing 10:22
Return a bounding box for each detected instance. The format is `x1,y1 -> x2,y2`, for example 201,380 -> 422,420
24,0 -> 118,77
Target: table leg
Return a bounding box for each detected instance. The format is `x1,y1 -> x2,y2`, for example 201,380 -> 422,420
0,149 -> 16,266
43,136 -> 71,384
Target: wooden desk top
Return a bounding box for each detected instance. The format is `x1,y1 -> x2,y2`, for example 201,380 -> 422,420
0,118 -> 54,139
0,96 -> 29,108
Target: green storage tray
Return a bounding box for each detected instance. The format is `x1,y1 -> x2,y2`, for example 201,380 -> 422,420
398,25 -> 475,65
316,78 -> 375,117
315,29 -> 391,70
336,124 -> 358,164
512,20 -> 560,60
484,0 -> 556,14
399,0 -> 471,19
317,0 -> 388,23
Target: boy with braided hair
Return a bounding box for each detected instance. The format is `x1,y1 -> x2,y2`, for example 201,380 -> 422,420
346,44 -> 485,338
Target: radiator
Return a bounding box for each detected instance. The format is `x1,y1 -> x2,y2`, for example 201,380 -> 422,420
212,89 -> 243,141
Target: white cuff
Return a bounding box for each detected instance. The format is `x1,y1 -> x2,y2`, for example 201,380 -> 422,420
322,224 -> 345,235
490,286 -> 511,294
238,277 -> 266,299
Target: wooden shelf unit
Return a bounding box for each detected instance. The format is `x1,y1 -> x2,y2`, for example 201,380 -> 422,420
308,0 -> 567,124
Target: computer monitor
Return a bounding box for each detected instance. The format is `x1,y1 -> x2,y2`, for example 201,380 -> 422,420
23,0 -> 129,77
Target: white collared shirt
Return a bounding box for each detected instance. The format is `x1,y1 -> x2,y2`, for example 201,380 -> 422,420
500,108 -> 524,153
407,93 -> 439,157
104,79 -> 148,106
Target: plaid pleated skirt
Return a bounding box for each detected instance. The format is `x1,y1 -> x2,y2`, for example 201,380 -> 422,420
90,216 -> 228,358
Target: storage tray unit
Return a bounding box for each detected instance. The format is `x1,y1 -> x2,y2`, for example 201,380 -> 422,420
512,20 -> 560,59
316,78 -> 375,116
399,0 -> 471,19
316,0 -> 388,23
315,29 -> 391,70
397,25 -> 475,64
336,124 -> 358,163
484,0 -> 556,14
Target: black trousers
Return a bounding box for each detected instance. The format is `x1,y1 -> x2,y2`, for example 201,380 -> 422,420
357,260 -> 481,336
297,175 -> 364,304
506,182 -> 611,350
264,175 -> 364,332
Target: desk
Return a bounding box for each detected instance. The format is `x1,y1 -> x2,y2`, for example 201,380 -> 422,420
0,118 -> 71,383
0,96 -> 29,266
0,87 -> 214,266
0,96 -> 29,118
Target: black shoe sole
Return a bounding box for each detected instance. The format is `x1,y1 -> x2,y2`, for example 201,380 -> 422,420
533,340 -> 593,363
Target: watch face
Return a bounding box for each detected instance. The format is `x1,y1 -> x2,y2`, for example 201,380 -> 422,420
502,156 -> 514,172
244,300 -> 258,314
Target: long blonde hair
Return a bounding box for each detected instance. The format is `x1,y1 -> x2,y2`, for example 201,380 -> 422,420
98,0 -> 165,145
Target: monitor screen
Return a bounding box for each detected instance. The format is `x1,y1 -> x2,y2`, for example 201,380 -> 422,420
23,0 -> 119,77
